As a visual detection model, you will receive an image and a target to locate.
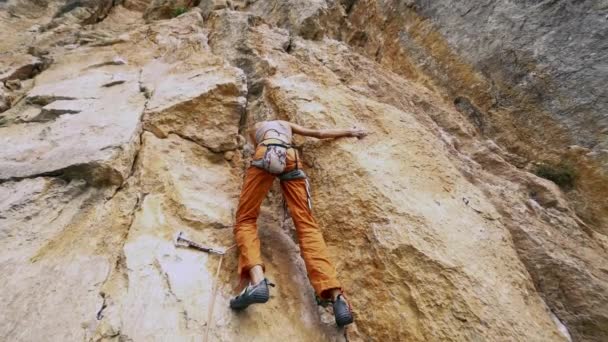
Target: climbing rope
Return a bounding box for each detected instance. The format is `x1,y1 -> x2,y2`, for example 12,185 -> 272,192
204,244 -> 236,342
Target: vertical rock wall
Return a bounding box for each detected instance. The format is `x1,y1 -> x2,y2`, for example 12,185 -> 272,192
1,1 -> 607,341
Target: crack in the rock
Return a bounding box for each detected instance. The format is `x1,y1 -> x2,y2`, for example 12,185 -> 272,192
283,35 -> 294,54
204,11 -> 273,137
182,309 -> 191,329
90,67 -> 152,332
102,80 -> 126,87
105,67 -> 151,201
138,68 -> 152,100
96,292 -> 108,320
26,95 -> 77,106
151,257 -> 195,331
1,57 -> 51,83
153,258 -> 181,303
28,107 -> 81,123
0,162 -> 124,187
342,0 -> 358,15
105,131 -> 144,202
165,130 -> 238,154
238,76 -> 250,136
53,0 -> 117,25
85,58 -> 127,70
92,190 -> 143,335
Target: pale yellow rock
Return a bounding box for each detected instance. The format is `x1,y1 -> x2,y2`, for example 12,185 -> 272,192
142,60 -> 247,153
0,64 -> 144,184
0,177 -> 138,341
139,132 -> 241,228
224,150 -> 235,161
0,2 -> 606,342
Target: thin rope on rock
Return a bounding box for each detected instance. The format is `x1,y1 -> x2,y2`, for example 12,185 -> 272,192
204,244 -> 237,342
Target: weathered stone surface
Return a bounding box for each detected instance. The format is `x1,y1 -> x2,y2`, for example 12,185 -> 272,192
0,54 -> 45,82
290,0 -> 608,152
143,0 -> 191,21
142,60 -> 247,153
94,132 -> 238,341
51,0 -> 115,26
0,55 -> 145,185
0,85 -> 8,113
408,0 -> 608,150
0,177 -> 138,341
246,0 -> 330,40
138,132 -> 241,228
1,1 -> 607,341
122,0 -> 150,12
198,0 -> 231,18
456,138 -> 608,341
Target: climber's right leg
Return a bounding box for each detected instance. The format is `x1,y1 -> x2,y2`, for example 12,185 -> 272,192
231,166 -> 275,310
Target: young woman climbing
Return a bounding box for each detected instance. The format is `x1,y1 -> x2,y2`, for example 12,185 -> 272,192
230,120 -> 367,327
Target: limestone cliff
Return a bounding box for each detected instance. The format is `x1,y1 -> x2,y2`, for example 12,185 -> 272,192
1,1 -> 606,341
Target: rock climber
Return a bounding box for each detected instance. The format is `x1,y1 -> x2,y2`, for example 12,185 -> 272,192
229,119 -> 367,327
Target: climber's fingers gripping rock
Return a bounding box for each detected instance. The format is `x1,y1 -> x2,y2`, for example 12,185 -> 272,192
349,127 -> 368,139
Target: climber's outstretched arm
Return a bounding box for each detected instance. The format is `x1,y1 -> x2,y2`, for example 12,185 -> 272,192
289,122 -> 367,139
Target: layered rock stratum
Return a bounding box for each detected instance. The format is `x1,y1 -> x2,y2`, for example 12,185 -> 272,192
1,1 -> 607,341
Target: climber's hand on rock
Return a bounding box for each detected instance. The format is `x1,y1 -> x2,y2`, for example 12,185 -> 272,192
349,127 -> 368,139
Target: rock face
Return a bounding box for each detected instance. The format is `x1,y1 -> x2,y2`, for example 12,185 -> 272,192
346,0 -> 608,236
1,1 -> 607,341
0,52 -> 144,184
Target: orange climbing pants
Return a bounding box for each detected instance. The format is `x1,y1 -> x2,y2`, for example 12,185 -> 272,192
234,146 -> 341,299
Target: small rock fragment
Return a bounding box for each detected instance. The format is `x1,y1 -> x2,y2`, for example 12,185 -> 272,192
27,24 -> 42,33
224,151 -> 235,161
237,134 -> 246,147
5,79 -> 22,90
0,87 -> 13,113
567,145 -> 590,155
27,46 -> 50,57
113,56 -> 127,65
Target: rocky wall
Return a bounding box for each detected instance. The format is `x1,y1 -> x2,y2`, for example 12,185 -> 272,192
1,1 -> 607,341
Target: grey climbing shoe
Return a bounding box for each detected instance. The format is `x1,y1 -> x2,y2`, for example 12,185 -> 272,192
333,294 -> 354,327
230,278 -> 275,310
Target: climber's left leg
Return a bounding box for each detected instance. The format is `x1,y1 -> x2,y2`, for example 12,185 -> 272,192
280,178 -> 353,325
279,178 -> 341,299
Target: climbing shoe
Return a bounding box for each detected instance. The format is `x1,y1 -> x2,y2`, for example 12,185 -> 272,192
229,278 -> 275,310
333,294 -> 354,327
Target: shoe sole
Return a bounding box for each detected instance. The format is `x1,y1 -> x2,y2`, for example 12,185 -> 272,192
230,290 -> 269,310
333,296 -> 354,327
335,313 -> 354,326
